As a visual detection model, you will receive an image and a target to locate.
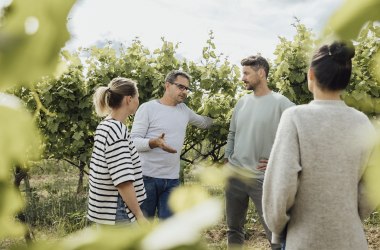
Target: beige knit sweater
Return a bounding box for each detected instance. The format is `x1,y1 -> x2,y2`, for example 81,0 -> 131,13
263,100 -> 376,250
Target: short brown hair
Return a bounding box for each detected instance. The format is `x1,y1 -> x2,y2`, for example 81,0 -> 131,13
241,55 -> 270,79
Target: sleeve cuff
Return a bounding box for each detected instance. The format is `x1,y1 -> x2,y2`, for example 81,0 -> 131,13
133,138 -> 151,152
271,233 -> 285,244
271,233 -> 281,244
113,176 -> 135,187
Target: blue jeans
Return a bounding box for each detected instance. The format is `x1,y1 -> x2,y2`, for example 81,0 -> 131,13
115,194 -> 131,224
281,241 -> 286,250
140,176 -> 180,219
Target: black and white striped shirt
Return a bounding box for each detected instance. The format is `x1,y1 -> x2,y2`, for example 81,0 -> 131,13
87,119 -> 146,225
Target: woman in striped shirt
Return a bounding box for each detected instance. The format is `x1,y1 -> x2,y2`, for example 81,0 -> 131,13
88,77 -> 147,225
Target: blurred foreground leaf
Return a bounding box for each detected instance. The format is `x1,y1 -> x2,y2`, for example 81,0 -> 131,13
0,0 -> 76,89
365,131 -> 380,208
0,94 -> 41,239
325,0 -> 380,40
142,199 -> 222,250
193,162 -> 228,187
169,186 -> 211,213
374,51 -> 380,83
0,98 -> 41,178
0,183 -> 24,239
12,224 -> 150,250
13,199 -> 222,250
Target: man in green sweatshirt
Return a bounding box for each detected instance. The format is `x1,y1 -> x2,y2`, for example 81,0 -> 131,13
224,55 -> 294,249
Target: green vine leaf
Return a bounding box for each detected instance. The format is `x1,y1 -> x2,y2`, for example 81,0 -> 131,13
0,0 -> 76,90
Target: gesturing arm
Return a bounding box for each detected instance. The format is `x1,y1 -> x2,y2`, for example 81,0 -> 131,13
149,133 -> 177,153
131,103 -> 178,153
187,106 -> 213,129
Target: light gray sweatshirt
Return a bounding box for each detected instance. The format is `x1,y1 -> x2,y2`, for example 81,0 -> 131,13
263,100 -> 376,250
225,92 -> 294,179
131,100 -> 213,179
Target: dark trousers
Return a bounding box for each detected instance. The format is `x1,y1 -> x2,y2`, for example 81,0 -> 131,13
225,177 -> 273,249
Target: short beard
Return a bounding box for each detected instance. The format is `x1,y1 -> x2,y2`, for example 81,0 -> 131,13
176,96 -> 186,104
246,83 -> 254,91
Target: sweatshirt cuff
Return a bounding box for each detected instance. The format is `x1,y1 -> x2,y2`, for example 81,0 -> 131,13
133,138 -> 151,152
204,117 -> 213,128
271,233 -> 284,244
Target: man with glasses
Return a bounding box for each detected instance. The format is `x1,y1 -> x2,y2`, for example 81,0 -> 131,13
131,70 -> 213,219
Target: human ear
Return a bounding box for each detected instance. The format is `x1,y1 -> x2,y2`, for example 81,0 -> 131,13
258,68 -> 264,78
308,68 -> 315,81
164,82 -> 171,90
307,68 -> 315,92
124,96 -> 131,105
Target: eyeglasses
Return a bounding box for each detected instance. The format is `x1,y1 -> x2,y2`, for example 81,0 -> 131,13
170,82 -> 191,92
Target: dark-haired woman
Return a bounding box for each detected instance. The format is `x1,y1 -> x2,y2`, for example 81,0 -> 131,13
87,77 -> 147,225
262,42 -> 376,249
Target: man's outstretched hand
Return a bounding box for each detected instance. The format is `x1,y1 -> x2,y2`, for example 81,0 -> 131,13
149,133 -> 177,153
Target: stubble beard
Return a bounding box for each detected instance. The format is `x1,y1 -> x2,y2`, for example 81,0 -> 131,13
176,94 -> 186,104
245,81 -> 255,91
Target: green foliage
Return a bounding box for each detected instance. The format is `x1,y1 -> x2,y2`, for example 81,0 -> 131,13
0,0 -> 75,241
11,51 -> 96,192
15,31 -> 240,171
19,160 -> 88,234
326,0 -> 380,115
0,105 -> 42,239
0,0 -> 76,89
25,190 -> 88,233
326,0 -> 380,215
269,19 -> 314,104
342,22 -> 380,114
6,27 -> 235,249
35,53 -> 95,164
0,180 -> 24,238
367,210 -> 380,226
85,37 -> 180,104
270,19 -> 380,115
2,0 -> 380,248
325,0 -> 380,41
183,31 -> 241,162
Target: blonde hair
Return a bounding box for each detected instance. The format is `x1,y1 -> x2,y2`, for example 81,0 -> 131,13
93,77 -> 138,117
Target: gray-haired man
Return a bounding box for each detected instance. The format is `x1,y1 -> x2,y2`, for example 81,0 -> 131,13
131,70 -> 213,219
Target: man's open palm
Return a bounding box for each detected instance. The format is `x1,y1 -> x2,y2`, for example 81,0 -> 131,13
156,133 -> 177,153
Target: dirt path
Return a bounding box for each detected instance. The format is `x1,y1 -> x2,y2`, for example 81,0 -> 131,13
205,223 -> 380,249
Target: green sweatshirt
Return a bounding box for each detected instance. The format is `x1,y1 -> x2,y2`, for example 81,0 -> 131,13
225,91 -> 294,179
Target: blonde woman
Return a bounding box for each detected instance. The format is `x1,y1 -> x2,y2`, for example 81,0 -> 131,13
87,77 -> 146,225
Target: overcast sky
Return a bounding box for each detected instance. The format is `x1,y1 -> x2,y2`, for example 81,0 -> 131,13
66,0 -> 344,64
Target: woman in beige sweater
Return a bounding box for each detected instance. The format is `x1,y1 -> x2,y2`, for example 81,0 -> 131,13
262,41 -> 377,250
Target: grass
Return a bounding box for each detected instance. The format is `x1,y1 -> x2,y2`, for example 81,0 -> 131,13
1,160 -> 379,250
